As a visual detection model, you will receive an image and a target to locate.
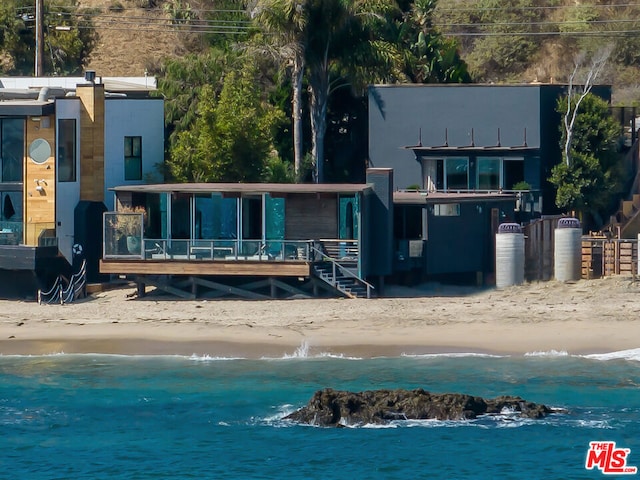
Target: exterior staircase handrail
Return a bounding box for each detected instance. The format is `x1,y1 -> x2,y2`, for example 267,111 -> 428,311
310,245 -> 374,298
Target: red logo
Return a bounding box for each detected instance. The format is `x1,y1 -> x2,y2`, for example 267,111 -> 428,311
586,441 -> 638,475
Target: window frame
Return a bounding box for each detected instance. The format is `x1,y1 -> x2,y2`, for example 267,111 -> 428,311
57,118 -> 77,182
124,136 -> 142,181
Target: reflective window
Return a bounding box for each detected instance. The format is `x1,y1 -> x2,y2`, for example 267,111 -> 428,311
1,119 -> 24,183
434,203 -> 460,216
124,136 -> 142,180
477,157 -> 500,190
58,119 -> 76,182
445,158 -> 468,190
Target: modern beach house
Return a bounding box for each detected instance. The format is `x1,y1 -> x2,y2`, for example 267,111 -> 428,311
98,171 -> 398,299
368,83 -> 625,284
368,83 -> 613,217
0,73 -> 163,297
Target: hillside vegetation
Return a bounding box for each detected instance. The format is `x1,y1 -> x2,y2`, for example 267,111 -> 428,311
74,0 -> 640,105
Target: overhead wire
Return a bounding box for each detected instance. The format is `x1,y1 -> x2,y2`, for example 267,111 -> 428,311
11,2 -> 640,38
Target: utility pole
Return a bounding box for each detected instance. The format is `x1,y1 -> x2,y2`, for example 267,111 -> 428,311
35,0 -> 43,76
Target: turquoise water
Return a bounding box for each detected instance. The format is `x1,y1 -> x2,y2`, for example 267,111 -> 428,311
2,349 -> 640,479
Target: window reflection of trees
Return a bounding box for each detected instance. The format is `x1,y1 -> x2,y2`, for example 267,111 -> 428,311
1,119 -> 24,183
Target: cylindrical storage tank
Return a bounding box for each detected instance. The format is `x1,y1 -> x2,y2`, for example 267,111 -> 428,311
554,217 -> 582,282
495,223 -> 525,288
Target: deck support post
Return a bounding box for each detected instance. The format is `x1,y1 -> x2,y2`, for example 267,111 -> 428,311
136,280 -> 146,298
270,277 -> 277,298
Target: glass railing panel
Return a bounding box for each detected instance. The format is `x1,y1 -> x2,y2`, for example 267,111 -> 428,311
104,212 -> 144,258
0,220 -> 22,245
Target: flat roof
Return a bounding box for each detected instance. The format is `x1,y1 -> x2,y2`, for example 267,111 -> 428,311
111,183 -> 371,195
0,100 -> 55,116
0,76 -> 156,91
393,191 -> 517,205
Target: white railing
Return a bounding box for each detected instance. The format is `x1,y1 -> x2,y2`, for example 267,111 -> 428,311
38,260 -> 86,305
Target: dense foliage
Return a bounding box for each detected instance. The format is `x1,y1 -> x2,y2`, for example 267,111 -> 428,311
167,61 -> 286,182
549,93 -> 624,227
0,0 -> 96,75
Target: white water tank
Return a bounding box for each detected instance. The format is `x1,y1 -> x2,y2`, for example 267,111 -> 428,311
554,217 -> 582,282
495,223 -> 525,288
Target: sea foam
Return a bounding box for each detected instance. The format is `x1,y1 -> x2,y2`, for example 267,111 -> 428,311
582,348 -> 640,362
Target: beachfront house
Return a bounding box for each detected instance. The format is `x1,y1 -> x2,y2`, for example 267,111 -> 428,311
369,83 -> 613,218
99,169 -> 395,299
0,73 -> 163,297
369,83 -> 624,285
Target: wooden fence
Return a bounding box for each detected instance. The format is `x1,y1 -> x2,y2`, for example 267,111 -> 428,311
523,216 -> 561,282
522,218 -> 638,281
581,238 -> 638,279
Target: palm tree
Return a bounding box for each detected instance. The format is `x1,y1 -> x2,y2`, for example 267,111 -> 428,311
250,0 -> 308,178
304,0 -> 398,182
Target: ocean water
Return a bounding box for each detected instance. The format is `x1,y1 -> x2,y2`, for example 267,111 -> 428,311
2,347 -> 640,479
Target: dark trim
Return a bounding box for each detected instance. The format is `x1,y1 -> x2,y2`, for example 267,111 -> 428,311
405,146 -> 537,154
0,102 -> 55,116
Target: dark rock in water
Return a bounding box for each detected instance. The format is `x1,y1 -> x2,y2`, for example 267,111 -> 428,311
284,388 -> 561,426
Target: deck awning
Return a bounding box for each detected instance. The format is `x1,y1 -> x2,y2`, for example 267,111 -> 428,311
394,190 -> 517,205
403,144 -> 537,155
111,183 -> 371,195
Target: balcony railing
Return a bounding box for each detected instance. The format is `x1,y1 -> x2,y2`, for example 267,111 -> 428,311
103,232 -> 316,262
0,220 -> 21,245
398,188 -> 542,213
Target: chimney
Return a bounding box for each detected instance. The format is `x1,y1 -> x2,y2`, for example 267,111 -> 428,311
84,70 -> 96,84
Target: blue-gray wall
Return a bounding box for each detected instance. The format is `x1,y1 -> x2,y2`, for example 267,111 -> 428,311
368,85 -> 544,190
365,168 -> 394,277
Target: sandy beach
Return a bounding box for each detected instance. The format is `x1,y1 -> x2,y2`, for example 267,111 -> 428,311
1,276 -> 639,357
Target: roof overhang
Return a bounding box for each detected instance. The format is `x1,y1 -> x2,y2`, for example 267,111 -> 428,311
394,191 -> 517,205
404,145 -> 537,155
0,100 -> 54,116
111,183 -> 371,195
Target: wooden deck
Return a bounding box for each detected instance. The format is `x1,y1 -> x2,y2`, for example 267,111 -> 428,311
100,259 -> 311,277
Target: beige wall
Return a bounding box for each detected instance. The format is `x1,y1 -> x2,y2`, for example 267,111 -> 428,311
77,84 -> 105,202
24,115 -> 56,245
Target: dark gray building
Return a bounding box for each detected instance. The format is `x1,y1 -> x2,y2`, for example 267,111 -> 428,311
368,83 -> 612,216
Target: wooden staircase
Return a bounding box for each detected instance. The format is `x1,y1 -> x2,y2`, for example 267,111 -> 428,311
608,194 -> 640,239
605,137 -> 640,238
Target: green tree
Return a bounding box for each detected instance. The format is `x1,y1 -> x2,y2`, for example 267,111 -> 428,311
167,62 -> 286,182
389,0 -> 470,83
305,0 -> 399,183
157,49 -> 237,144
549,93 -> 623,228
250,0 -> 308,178
0,0 -> 96,75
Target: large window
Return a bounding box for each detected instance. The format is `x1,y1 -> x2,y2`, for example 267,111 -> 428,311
124,136 -> 142,180
194,193 -> 238,240
445,157 -> 469,190
58,119 -> 76,182
0,118 -> 24,183
477,157 -> 500,190
503,158 -> 525,190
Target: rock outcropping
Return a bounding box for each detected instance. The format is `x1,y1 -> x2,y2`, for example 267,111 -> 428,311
285,388 -> 559,426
